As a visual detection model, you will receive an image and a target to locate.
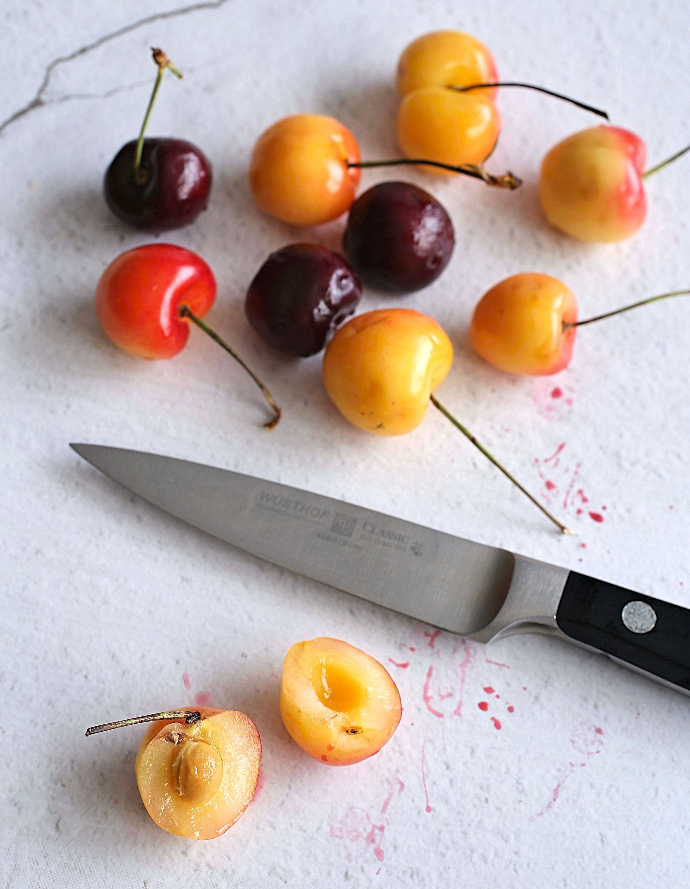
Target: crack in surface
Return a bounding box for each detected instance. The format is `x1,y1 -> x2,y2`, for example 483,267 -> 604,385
0,0 -> 233,137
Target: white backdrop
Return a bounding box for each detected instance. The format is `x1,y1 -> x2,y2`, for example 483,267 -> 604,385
2,0 -> 689,886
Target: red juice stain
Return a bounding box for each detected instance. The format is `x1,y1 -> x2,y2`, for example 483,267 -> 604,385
478,701 -> 489,712
483,686 -> 495,694
495,694 -> 500,699
602,505 -> 607,511
424,629 -> 441,648
595,727 -> 603,735
408,646 -> 416,652
507,705 -> 515,713
423,665 -> 443,718
491,717 -> 502,730
183,672 -> 191,690
193,690 -> 213,708
545,480 -> 557,491
581,543 -> 587,549
389,659 -> 410,669
551,387 -> 563,399
589,512 -> 604,523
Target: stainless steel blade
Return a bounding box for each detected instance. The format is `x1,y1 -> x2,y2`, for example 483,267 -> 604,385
71,444 -> 567,638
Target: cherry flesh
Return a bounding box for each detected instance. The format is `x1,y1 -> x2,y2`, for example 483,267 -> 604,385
343,181 -> 454,293
104,139 -> 212,231
246,244 -> 362,357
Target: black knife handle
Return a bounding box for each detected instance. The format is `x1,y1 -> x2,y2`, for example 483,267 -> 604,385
556,572 -> 690,692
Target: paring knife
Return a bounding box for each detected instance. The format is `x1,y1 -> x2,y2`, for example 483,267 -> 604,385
71,444 -> 690,695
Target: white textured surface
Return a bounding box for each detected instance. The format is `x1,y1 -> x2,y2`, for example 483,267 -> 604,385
2,1 -> 689,886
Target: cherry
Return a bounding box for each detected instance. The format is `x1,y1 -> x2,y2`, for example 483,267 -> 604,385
104,49 -> 212,232
470,272 -> 690,376
539,125 -> 690,242
96,244 -> 281,428
342,181 -> 454,293
323,308 -> 572,533
393,30 -> 608,179
245,244 -> 362,356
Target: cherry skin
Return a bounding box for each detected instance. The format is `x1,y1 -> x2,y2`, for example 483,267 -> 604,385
104,138 -> 212,231
470,273 -> 578,375
249,115 -> 361,225
539,126 -> 647,242
245,244 -> 362,356
343,181 -> 455,293
96,244 -> 215,359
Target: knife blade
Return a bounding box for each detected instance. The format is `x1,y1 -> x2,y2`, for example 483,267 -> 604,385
71,444 -> 690,695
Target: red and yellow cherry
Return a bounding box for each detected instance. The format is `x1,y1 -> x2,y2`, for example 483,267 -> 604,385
470,274 -> 578,375
540,126 -> 690,242
86,707 -> 261,839
104,49 -> 212,232
249,114 -> 361,225
470,273 -> 690,376
280,638 -> 402,766
323,308 -> 571,532
96,244 -> 281,428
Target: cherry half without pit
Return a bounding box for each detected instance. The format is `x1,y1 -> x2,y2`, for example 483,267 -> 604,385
104,48 -> 212,231
470,273 -> 690,375
245,244 -> 362,356
96,244 -> 281,428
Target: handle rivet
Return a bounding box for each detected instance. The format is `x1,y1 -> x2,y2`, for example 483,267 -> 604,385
621,600 -> 657,634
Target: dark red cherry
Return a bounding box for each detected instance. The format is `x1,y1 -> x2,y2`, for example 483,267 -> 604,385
104,138 -> 212,231
246,244 -> 362,357
342,181 -> 455,293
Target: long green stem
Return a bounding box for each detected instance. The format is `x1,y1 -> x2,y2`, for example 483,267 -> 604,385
429,394 -> 573,534
86,710 -> 201,736
347,158 -> 521,190
566,289 -> 690,329
642,142 -> 690,179
133,48 -> 183,179
450,82 -> 609,119
180,306 -> 282,430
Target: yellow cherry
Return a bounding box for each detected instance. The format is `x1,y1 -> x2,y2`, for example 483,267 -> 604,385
322,308 -> 453,435
249,114 -> 361,226
470,273 -> 578,375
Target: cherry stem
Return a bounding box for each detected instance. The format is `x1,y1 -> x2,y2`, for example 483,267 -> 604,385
179,305 -> 282,430
347,159 -> 520,190
642,142 -> 690,179
429,394 -> 574,535
450,82 -> 609,120
85,709 -> 201,737
565,289 -> 690,329
133,48 -> 183,179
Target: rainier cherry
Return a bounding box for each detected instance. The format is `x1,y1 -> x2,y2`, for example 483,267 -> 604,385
539,125 -> 690,242
104,49 -> 212,231
249,114 -> 361,225
394,30 -> 607,181
96,244 -> 281,428
470,272 -> 689,375
86,707 -> 261,839
280,638 -> 402,766
323,308 -> 571,532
